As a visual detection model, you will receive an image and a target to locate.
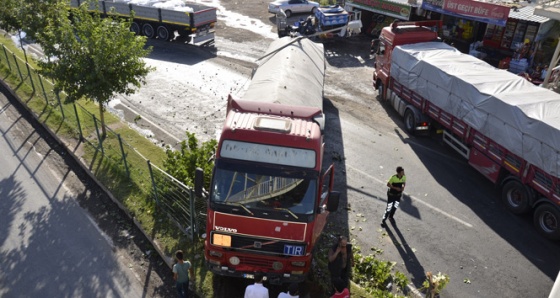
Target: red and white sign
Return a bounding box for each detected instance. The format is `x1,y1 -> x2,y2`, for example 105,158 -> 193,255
443,0 -> 509,21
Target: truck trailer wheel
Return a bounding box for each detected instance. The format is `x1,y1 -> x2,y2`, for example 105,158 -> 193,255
501,180 -> 531,214
157,26 -> 169,40
130,22 -> 140,35
142,24 -> 155,38
404,109 -> 416,134
534,204 -> 560,240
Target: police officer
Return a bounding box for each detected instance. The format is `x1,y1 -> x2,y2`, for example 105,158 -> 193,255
381,166 -> 406,228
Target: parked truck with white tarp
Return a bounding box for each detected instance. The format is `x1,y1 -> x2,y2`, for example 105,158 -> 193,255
373,21 -> 560,240
70,0 -> 216,45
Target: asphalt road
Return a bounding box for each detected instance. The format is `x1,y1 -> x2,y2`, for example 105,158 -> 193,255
0,91 -> 162,297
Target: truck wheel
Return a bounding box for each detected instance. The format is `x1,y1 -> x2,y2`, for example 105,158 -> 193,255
285,10 -> 292,18
534,204 -> 560,240
157,26 -> 169,40
130,22 -> 140,35
501,180 -> 531,214
142,24 -> 155,38
404,109 -> 416,134
311,7 -> 317,14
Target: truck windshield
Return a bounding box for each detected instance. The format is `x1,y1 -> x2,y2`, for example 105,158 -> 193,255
211,163 -> 317,216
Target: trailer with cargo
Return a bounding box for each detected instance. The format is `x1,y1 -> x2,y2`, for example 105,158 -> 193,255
372,21 -> 560,240
70,0 -> 216,45
202,36 -> 340,284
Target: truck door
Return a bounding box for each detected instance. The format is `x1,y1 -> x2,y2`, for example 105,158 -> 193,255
312,165 -> 336,244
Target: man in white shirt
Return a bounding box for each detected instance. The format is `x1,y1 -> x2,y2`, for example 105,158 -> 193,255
244,272 -> 269,298
277,282 -> 299,298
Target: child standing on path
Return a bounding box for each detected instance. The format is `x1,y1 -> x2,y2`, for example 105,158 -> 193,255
173,250 -> 194,298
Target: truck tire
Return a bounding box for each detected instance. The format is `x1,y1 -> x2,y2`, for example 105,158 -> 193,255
142,23 -> 155,39
501,180 -> 531,214
157,26 -> 169,41
404,109 -> 416,134
534,204 -> 560,240
130,22 -> 140,35
285,10 -> 292,17
311,7 -> 317,14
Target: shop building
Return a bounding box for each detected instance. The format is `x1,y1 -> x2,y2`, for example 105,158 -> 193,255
420,0 -> 558,75
534,0 -> 560,88
344,0 -> 427,37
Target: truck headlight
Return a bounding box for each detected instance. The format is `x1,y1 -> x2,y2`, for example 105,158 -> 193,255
209,250 -> 223,257
229,256 -> 240,266
291,261 -> 306,267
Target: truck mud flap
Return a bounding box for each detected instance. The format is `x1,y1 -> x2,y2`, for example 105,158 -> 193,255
191,32 -> 215,45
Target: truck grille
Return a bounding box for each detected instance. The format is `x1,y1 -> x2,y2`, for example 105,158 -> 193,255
214,233 -> 306,256
240,256 -> 274,267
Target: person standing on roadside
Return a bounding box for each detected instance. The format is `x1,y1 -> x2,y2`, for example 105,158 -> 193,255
173,250 -> 194,298
381,166 -> 406,228
244,272 -> 269,298
328,235 -> 353,291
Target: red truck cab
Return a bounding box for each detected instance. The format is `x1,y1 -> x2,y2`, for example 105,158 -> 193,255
372,20 -> 442,100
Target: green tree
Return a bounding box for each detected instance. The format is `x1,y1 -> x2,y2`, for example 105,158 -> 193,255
37,0 -> 153,137
0,0 -> 22,32
0,0 -> 65,63
164,132 -> 217,190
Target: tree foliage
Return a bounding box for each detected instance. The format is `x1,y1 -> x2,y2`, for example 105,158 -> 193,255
37,0 -> 153,136
164,132 -> 217,191
0,0 -> 60,36
0,0 -> 23,32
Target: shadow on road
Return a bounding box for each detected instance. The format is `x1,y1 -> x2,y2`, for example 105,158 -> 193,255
145,37 -> 218,65
385,218 -> 426,286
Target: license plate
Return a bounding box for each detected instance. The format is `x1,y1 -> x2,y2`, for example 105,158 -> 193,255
243,273 -> 254,279
284,245 -> 305,256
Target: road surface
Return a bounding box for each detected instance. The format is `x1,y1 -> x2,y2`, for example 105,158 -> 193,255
0,89 -> 170,297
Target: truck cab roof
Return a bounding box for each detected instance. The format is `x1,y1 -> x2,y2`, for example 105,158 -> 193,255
380,21 -> 441,46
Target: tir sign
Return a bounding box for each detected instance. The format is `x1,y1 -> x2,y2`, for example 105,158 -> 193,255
284,245 -> 304,256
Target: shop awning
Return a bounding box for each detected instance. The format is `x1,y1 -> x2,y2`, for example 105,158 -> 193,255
421,0 -> 510,26
509,5 -> 550,23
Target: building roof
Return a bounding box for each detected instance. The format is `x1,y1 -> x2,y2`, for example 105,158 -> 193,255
509,5 -> 550,23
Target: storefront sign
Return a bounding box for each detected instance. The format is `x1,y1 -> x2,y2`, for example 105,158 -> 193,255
422,0 -> 510,26
349,0 -> 412,20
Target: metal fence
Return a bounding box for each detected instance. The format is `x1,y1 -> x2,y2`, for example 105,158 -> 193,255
0,42 -> 206,243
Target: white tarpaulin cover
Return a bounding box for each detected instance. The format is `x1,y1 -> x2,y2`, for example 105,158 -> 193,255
242,37 -> 325,112
391,42 -> 560,177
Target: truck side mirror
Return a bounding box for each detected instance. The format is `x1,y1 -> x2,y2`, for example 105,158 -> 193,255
327,191 -> 340,212
195,167 -> 204,198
